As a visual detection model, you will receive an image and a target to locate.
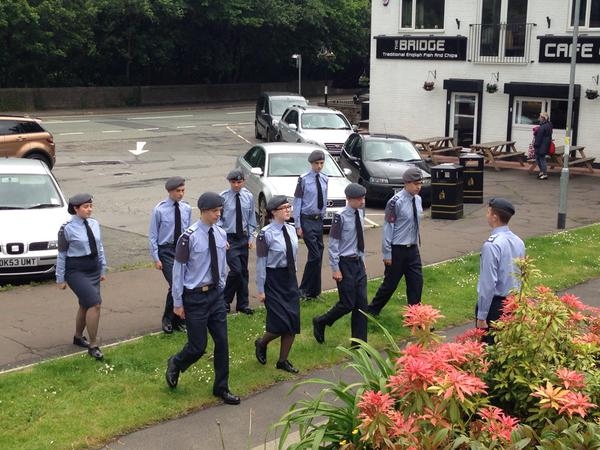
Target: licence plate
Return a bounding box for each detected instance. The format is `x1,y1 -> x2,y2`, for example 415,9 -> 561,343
0,258 -> 39,268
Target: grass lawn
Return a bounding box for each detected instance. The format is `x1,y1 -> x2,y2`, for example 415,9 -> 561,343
1,224 -> 599,449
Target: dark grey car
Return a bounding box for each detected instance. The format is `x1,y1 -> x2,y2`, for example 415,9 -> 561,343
255,92 -> 307,142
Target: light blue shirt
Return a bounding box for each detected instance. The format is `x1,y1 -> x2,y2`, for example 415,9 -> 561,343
148,198 -> 193,261
255,222 -> 298,295
477,225 -> 526,320
293,170 -> 328,228
56,217 -> 107,283
218,187 -> 257,243
171,221 -> 228,308
382,189 -> 422,260
328,206 -> 365,272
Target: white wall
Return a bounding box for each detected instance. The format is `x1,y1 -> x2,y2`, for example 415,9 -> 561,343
370,0 -> 600,160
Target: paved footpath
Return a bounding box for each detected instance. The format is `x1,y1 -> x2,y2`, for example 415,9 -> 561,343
0,164 -> 599,449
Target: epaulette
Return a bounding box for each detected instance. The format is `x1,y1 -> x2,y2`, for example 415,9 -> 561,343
330,214 -> 342,239
487,233 -> 498,242
294,176 -> 303,198
175,226 -> 196,263
384,197 -> 398,223
256,231 -> 268,257
57,222 -> 71,252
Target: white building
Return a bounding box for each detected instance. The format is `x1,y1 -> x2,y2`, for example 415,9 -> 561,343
369,0 -> 600,162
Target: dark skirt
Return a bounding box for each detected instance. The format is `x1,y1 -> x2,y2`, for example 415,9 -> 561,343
65,256 -> 102,308
265,267 -> 300,334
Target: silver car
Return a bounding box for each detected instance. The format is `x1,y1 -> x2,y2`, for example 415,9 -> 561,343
276,105 -> 354,156
236,143 -> 351,228
0,158 -> 70,278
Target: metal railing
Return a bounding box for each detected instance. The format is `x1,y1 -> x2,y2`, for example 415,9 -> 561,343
468,22 -> 536,64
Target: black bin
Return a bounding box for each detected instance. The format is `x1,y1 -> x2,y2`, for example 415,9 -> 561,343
361,101 -> 370,121
459,153 -> 484,204
431,163 -> 464,220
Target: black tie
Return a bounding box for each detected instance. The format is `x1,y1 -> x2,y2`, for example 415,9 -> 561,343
235,193 -> 243,238
412,196 -> 421,245
355,209 -> 364,253
83,219 -> 98,257
281,225 -> 295,275
174,201 -> 181,243
208,227 -> 219,284
315,173 -> 324,210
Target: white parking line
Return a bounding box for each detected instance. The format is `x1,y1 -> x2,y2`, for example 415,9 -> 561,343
364,216 -> 379,227
227,126 -> 251,144
226,110 -> 254,115
127,115 -> 193,120
102,130 -> 123,133
212,123 -> 229,127
237,122 -> 252,125
44,120 -> 90,124
139,128 -> 160,131
58,132 -> 85,136
177,125 -> 197,129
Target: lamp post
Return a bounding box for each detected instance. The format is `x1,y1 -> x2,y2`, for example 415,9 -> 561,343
291,54 -> 302,95
318,48 -> 335,106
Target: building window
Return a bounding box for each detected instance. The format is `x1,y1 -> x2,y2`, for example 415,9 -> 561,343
400,0 -> 445,30
514,98 -> 567,129
570,0 -> 600,28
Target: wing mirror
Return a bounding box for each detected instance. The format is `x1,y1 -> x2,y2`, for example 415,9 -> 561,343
250,167 -> 263,176
289,123 -> 298,131
343,168 -> 352,176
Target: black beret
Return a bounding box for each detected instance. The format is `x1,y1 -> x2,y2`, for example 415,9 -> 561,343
489,197 -> 515,216
165,176 -> 185,191
345,183 -> 367,198
68,193 -> 93,215
308,149 -> 326,163
197,192 -> 224,210
226,169 -> 245,181
266,195 -> 288,212
403,167 -> 423,183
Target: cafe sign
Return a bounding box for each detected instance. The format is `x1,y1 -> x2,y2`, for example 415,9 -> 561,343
375,36 -> 467,61
539,35 -> 600,63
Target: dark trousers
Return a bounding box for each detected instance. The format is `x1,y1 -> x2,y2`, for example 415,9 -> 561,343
369,245 -> 423,314
158,245 -> 184,327
535,152 -> 547,174
476,295 -> 505,345
319,258 -> 368,342
299,217 -> 324,297
223,234 -> 249,310
172,288 -> 230,394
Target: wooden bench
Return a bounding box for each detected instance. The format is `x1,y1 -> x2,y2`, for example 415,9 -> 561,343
528,145 -> 595,174
470,141 -> 525,171
430,146 -> 463,156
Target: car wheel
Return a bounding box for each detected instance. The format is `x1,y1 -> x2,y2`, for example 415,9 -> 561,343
255,122 -> 262,140
258,196 -> 268,229
24,151 -> 53,169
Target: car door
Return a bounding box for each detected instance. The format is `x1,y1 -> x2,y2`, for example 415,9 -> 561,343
241,146 -> 265,202
0,120 -> 19,158
279,110 -> 299,142
255,95 -> 268,137
339,135 -> 361,182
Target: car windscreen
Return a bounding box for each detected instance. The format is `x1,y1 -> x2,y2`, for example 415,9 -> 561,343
364,140 -> 422,162
0,174 -> 64,209
301,113 -> 350,130
270,98 -> 307,116
267,153 -> 344,178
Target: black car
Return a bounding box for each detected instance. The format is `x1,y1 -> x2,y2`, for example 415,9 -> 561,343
255,92 -> 307,142
338,133 -> 431,205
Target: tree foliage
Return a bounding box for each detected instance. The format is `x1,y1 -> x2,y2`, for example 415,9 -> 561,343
0,0 -> 371,87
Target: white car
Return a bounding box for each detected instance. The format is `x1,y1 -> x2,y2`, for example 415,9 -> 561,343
0,158 -> 70,278
276,105 -> 354,156
236,143 -> 351,228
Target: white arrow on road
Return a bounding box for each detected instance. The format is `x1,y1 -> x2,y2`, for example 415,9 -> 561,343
128,141 -> 149,158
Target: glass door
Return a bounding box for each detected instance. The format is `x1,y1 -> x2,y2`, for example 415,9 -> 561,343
450,93 -> 478,148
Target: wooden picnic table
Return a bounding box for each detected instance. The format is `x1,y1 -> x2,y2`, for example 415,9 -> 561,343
412,136 -> 462,163
528,145 -> 595,174
469,140 -> 525,171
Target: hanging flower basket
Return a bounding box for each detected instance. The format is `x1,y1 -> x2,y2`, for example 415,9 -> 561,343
423,81 -> 435,91
358,75 -> 370,87
585,89 -> 599,100
486,83 -> 498,94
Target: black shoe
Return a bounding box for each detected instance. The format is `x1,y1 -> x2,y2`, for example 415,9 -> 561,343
237,307 -> 254,315
254,338 -> 267,365
276,360 -> 299,374
73,335 -> 89,348
174,323 -> 187,333
162,317 -> 173,334
88,346 -> 103,360
312,317 -> 325,344
215,389 -> 241,405
165,356 -> 180,388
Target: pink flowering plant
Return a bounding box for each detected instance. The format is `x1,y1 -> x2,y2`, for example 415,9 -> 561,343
275,257 -> 600,449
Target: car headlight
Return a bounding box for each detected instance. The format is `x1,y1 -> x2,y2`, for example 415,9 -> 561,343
47,240 -> 58,249
271,118 -> 279,127
369,177 -> 388,184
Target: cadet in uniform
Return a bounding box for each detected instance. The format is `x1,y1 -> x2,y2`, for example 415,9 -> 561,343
254,195 -> 301,374
313,183 -> 368,344
56,193 -> 107,360
165,192 -> 240,405
476,198 -> 525,345
219,169 -> 257,314
149,176 -> 192,333
367,167 -> 424,315
293,149 -> 328,299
